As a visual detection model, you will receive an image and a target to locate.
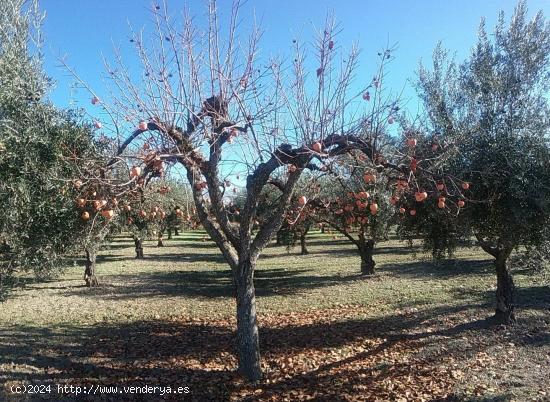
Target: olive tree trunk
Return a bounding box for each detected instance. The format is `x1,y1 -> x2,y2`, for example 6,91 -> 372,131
235,258 -> 262,381
494,250 -> 516,324
134,236 -> 144,259
476,236 -> 516,324
84,249 -> 99,287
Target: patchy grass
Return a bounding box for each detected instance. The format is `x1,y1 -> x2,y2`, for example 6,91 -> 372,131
0,231 -> 548,401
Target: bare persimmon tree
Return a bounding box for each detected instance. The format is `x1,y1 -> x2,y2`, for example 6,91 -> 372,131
64,1 -> 467,381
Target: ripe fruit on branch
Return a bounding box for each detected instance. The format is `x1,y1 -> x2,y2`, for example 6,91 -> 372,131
76,198 -> 86,208
369,203 -> 378,215
399,207 -> 406,214
363,173 -> 376,183
130,166 -> 141,178
438,200 -> 445,209
81,211 -> 90,221
94,121 -> 102,129
138,121 -> 148,130
124,205 -> 132,211
409,209 -> 417,216
362,91 -> 370,101
298,196 -> 307,206
457,200 -> 465,208
436,182 -> 445,191
73,180 -> 83,189
101,209 -> 114,219
357,191 -> 369,199
139,210 -> 147,218
390,196 -> 399,205
312,142 -> 323,153
414,191 -> 428,202
91,96 -> 100,105
288,164 -> 297,173
406,138 -> 417,147
461,182 -> 470,190
438,197 -> 446,203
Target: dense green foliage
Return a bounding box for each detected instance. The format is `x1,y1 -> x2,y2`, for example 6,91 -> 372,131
414,2 -> 550,257
0,0 -> 104,294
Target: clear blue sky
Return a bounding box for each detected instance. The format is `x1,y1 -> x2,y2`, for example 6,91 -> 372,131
41,0 -> 550,116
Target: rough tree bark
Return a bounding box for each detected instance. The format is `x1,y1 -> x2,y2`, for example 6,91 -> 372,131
157,231 -> 164,247
174,228 -> 179,236
494,249 -> 516,324
299,223 -> 311,255
235,258 -> 262,381
300,231 -> 309,255
358,238 -> 376,275
476,235 -> 516,324
84,249 -> 99,287
134,236 -> 144,259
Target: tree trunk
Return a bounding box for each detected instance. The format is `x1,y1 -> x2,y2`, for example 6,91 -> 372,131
320,224 -> 325,234
494,251 -> 515,324
134,236 -> 144,259
84,249 -> 99,287
167,228 -> 172,240
300,231 -> 309,255
174,228 -> 179,236
358,239 -> 376,275
235,259 -> 262,381
157,231 -> 164,247
275,231 -> 282,246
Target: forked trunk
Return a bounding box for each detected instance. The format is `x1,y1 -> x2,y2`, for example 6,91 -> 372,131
84,249 -> 99,287
134,236 -> 144,259
494,251 -> 515,324
358,239 -> 376,275
235,259 -> 262,381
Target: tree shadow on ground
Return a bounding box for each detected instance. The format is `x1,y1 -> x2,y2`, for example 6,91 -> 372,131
1,302 -> 543,401
60,267 -> 366,300
380,258 -> 493,279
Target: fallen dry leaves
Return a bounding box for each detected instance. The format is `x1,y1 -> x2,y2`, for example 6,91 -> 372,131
55,306 -> 463,401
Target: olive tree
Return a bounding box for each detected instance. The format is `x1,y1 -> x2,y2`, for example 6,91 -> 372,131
0,0 -> 102,292
415,1 -> 550,323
